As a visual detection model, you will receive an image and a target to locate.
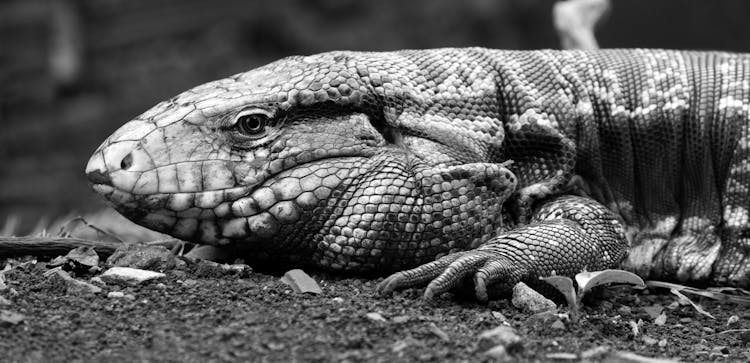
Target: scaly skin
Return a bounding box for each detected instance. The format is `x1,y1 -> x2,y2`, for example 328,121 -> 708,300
86,48 -> 750,299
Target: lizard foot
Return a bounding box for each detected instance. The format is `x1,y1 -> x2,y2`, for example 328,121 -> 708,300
376,250 -> 513,302
377,195 -> 630,302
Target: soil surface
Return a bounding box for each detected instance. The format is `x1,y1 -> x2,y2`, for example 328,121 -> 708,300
1,257 -> 749,362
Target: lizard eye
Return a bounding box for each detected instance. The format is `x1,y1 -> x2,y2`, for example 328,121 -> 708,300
234,110 -> 270,135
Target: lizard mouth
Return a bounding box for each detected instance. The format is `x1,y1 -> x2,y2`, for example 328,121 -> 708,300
87,153 -> 372,245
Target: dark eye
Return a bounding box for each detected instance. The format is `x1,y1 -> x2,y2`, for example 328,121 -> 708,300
235,113 -> 268,135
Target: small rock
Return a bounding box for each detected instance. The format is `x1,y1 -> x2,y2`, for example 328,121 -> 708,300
0,310 -> 25,327
100,267 -> 166,286
90,276 -> 105,285
658,339 -> 667,347
47,270 -> 102,294
0,274 -> 6,291
643,305 -> 663,320
64,246 -> 100,268
653,312 -> 667,326
428,323 -> 450,342
105,244 -> 176,271
511,282 -> 556,314
641,335 -> 658,346
679,317 -> 692,323
0,296 -> 10,306
484,345 -> 513,362
331,297 -> 344,304
365,312 -> 386,322
107,291 -> 136,300
551,320 -> 566,330
726,315 -> 740,327
701,327 -> 715,334
491,311 -> 510,324
279,269 -> 322,294
477,325 -> 523,353
155,283 -> 167,289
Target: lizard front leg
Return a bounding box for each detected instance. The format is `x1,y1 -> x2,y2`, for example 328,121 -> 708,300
377,195 -> 629,301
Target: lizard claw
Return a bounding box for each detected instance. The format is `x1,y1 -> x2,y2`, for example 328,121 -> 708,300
377,250 -> 512,302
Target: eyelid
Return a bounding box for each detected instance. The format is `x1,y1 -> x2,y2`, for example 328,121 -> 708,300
231,108 -> 274,126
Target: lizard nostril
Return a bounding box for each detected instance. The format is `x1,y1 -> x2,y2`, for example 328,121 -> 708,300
120,152 -> 134,170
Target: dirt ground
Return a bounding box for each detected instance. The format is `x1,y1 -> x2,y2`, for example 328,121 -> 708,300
1,256 -> 749,363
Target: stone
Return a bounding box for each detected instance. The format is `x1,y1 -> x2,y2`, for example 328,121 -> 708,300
107,291 -> 136,300
726,315 -> 740,327
100,267 -> 166,286
551,319 -> 566,330
0,296 -> 10,306
279,269 -> 322,294
365,312 -> 386,322
47,270 -> 102,295
511,282 -> 556,313
0,310 -> 25,327
477,325 -> 523,353
106,244 -> 176,271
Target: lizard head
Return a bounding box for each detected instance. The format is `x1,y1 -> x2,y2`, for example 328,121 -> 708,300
86,50 -> 515,270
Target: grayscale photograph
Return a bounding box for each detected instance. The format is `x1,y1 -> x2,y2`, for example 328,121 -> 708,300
1,0 -> 749,361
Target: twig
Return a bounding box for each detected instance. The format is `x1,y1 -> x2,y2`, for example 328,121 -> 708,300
0,236 -> 181,258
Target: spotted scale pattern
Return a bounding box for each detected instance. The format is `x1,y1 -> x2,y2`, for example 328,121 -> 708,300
86,48 -> 749,294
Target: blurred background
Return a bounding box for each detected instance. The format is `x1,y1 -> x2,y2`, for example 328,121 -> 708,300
2,0 -> 750,234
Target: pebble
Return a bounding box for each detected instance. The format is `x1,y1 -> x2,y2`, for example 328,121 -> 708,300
365,312 -> 386,322
105,244 -> 176,271
654,312 -> 667,326
726,315 -> 739,326
100,267 -> 166,286
0,309 -> 25,327
642,305 -> 663,320
491,311 -> 510,324
511,282 -> 556,314
47,269 -> 102,295
48,246 -> 100,269
551,320 -> 566,330
701,327 -> 715,334
477,325 -> 523,352
0,296 -> 10,306
279,269 -> 322,294
107,291 -> 136,300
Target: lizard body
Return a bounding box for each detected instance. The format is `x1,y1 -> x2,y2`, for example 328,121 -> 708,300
86,48 -> 750,298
